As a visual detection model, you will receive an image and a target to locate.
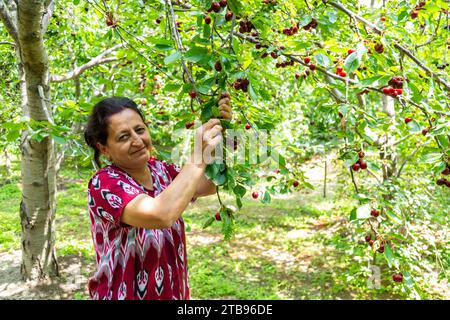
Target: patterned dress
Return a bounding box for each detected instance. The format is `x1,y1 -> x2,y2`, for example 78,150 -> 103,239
87,157 -> 190,300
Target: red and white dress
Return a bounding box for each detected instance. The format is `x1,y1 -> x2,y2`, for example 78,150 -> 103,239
86,157 -> 190,300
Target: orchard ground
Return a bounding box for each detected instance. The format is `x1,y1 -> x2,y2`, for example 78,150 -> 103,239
0,154 -> 448,300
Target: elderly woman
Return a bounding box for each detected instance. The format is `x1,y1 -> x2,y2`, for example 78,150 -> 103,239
83,93 -> 232,300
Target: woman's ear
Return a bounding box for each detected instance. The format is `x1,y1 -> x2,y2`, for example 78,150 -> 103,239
96,142 -> 108,157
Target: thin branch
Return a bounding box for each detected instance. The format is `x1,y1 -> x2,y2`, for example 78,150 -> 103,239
50,44 -> 125,83
0,0 -> 19,44
415,12 -> 442,49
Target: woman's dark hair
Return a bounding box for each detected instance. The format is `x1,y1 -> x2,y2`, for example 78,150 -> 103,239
84,96 -> 147,169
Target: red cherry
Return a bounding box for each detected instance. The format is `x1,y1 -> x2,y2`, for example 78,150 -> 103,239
219,0 -> 227,7
295,73 -> 301,79
245,123 -> 251,130
368,240 -> 374,246
304,57 -> 311,64
422,128 -> 429,136
393,273 -> 404,283
156,18 -> 161,24
365,235 -> 371,242
381,16 -> 386,22
185,122 -> 195,129
347,49 -> 356,55
215,60 -> 222,72
252,191 -> 259,199
352,163 -> 360,171
308,64 -> 316,70
404,117 -> 413,124
339,71 -> 347,77
360,162 -> 367,170
437,179 -> 446,186
211,2 -> 221,12
215,212 -> 221,221
411,10 -> 419,19
336,67 -> 343,73
377,245 -> 385,253
205,16 -> 212,24
271,52 -> 278,59
395,88 -> 403,95
370,209 -> 380,217
293,181 -> 299,188
189,90 -> 197,99
225,11 -> 233,21
358,151 -> 365,158
442,167 -> 450,175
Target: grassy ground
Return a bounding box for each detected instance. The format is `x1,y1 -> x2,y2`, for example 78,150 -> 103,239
0,158 -> 447,300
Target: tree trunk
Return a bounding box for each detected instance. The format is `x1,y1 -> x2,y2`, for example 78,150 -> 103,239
4,149 -> 12,178
17,0 -> 58,280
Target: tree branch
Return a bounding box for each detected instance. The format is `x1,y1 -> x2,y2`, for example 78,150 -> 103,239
42,0 -> 55,34
0,0 -> 19,44
50,44 -> 124,83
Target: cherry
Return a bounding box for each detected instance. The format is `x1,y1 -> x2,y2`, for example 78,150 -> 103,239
211,2 -> 221,12
358,151 -> 365,158
309,64 -> 316,70
393,273 -> 403,283
374,43 -> 384,54
225,11 -> 233,21
365,235 -> 372,242
219,0 -> 227,7
189,90 -> 197,99
422,127 -> 430,136
369,240 -> 374,246
156,18 -> 161,24
271,52 -> 278,59
255,43 -> 262,49
252,191 -> 259,199
441,167 -> 450,175
381,16 -> 386,22
360,162 -> 367,170
395,88 -> 403,95
352,163 -> 360,171
205,16 -> 212,24
404,117 -> 413,124
437,179 -> 446,186
377,245 -> 385,253
293,181 -> 299,188
347,49 -> 356,55
215,60 -> 222,72
370,209 -> 380,217
336,67 -> 343,73
185,122 -> 195,129
304,57 -> 311,64
295,73 -> 301,79
339,71 -> 347,77
215,212 -> 221,221
411,10 -> 419,19
245,123 -> 251,130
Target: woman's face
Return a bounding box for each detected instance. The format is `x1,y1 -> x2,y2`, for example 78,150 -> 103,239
97,108 -> 152,170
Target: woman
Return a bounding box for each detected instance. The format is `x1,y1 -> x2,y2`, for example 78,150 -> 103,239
83,93 -> 232,300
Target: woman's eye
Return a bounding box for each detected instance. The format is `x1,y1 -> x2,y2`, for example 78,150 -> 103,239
120,135 -> 128,140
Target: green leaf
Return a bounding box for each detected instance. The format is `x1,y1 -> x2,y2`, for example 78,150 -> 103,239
233,185 -> 246,197
384,208 -> 403,225
227,0 -> 242,14
315,53 -> 331,68
383,243 -> 395,268
202,216 -> 215,229
260,191 -> 271,204
164,51 -> 182,65
349,208 -> 357,221
184,46 -> 208,63
344,52 -> 360,74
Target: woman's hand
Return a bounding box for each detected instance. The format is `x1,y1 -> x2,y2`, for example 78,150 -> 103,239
218,91 -> 232,120
189,119 -> 223,166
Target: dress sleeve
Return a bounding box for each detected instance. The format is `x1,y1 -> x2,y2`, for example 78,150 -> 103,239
87,170 -> 145,226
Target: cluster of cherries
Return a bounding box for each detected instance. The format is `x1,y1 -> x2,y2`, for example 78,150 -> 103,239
436,164 -> 450,187
233,78 -> 250,92
335,66 -> 347,77
207,0 -> 227,13
411,1 -> 426,19
351,151 -> 368,171
276,60 -> 295,69
239,19 -> 255,34
383,76 -> 404,98
282,24 -> 299,36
